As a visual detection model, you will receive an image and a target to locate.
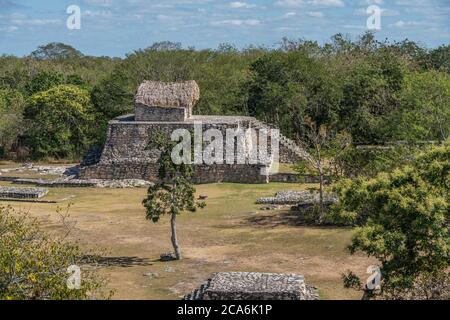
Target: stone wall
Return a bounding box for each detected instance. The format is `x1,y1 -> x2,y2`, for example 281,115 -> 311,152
135,104 -> 187,122
0,186 -> 49,199
80,161 -> 268,184
79,114 -> 308,184
79,115 -> 270,183
185,272 -> 319,300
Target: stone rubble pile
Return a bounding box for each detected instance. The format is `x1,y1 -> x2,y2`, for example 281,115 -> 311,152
256,190 -> 338,206
184,272 -> 319,300
0,163 -> 152,189
12,178 -> 152,189
0,163 -> 78,176
0,186 -> 49,199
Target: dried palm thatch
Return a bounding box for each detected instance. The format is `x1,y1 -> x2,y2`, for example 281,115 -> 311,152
135,80 -> 200,111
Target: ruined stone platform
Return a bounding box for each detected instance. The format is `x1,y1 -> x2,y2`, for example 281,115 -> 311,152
184,272 -> 319,300
78,80 -> 310,184
0,186 -> 49,199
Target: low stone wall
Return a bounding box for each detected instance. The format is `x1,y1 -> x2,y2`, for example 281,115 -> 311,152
185,272 -> 319,300
0,186 -> 49,199
270,173 -> 299,183
256,190 -> 338,205
135,104 -> 187,122
80,162 -> 268,184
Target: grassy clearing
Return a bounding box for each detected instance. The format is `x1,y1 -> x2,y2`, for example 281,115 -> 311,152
0,168 -> 373,300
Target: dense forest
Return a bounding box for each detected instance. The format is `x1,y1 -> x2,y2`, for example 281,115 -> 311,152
0,32 -> 449,162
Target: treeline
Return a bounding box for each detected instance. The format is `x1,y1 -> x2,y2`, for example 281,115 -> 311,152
0,33 -> 449,161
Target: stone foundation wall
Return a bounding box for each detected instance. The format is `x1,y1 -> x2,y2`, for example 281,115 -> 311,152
135,104 -> 187,122
0,186 -> 49,199
79,162 -> 268,184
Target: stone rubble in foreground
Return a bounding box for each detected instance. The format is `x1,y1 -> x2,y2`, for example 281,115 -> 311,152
184,272 -> 319,300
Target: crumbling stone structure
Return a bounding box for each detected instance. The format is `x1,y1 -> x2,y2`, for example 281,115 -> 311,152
184,272 -> 319,300
79,81 -> 308,183
0,186 -> 49,199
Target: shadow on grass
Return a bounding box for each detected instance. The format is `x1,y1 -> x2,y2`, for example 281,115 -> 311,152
84,255 -> 154,267
242,210 -> 346,230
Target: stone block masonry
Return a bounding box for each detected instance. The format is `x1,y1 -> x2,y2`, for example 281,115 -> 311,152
184,272 -> 319,300
0,186 -> 49,199
79,80 -> 310,184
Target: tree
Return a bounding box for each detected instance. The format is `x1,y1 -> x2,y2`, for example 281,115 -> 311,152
245,51 -> 341,139
0,88 -> 25,157
24,70 -> 64,96
142,133 -> 205,260
335,142 -> 450,299
296,118 -> 351,223
30,43 -> 83,60
25,85 -> 95,159
0,206 -> 110,300
426,45 -> 450,73
396,70 -> 450,141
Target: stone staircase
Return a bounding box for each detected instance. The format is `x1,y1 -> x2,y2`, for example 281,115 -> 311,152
252,120 -> 313,164
184,278 -> 212,300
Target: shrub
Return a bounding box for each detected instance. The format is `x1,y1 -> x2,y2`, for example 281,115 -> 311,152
0,206 -> 111,300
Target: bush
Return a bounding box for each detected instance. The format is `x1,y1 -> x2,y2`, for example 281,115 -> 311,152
333,142 -> 449,299
0,206 -> 111,300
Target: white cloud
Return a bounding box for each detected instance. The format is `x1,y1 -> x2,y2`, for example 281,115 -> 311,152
10,18 -> 61,26
309,0 -> 345,7
83,10 -> 113,18
275,0 -> 344,7
353,8 -> 399,16
0,25 -> 18,32
274,0 -> 305,7
307,11 -> 324,18
282,11 -> 297,18
390,20 -> 423,28
229,1 -> 256,9
83,0 -> 113,6
156,14 -> 174,22
211,19 -> 261,26
358,0 -> 383,4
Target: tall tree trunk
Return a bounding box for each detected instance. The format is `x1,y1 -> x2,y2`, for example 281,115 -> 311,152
318,169 -> 327,224
170,212 -> 181,260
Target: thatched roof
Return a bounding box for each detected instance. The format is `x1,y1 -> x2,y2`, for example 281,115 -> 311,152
134,80 -> 200,109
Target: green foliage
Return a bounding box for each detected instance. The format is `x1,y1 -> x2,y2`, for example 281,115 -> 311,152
142,133 -> 205,260
30,42 -> 84,60
24,70 -> 64,96
0,37 -> 449,160
396,70 -> 450,141
0,206 -> 110,300
25,85 -> 95,159
143,133 -> 205,223
339,49 -> 407,144
334,144 -> 419,178
333,143 -> 450,299
246,51 -> 341,139
426,45 -> 450,73
0,88 -> 26,155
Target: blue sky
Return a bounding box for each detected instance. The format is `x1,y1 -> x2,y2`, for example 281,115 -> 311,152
0,0 -> 449,57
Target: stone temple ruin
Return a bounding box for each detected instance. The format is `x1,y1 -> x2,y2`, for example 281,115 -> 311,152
79,80 -> 309,184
